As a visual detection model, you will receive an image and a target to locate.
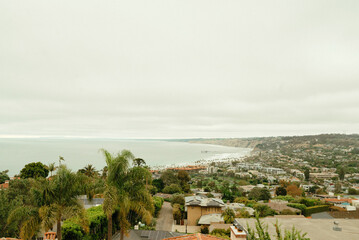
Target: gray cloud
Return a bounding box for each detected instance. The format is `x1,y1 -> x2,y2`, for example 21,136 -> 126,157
1,0 -> 359,138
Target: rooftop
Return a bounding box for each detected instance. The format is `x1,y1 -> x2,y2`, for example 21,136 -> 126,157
185,196 -> 224,207
163,233 -> 226,240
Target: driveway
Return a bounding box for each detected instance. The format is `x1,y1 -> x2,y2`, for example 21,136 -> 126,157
156,201 -> 174,231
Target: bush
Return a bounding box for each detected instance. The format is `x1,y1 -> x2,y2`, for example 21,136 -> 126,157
200,226 -> 209,234
280,209 -> 296,215
153,196 -> 164,217
275,195 -> 295,202
86,206 -> 107,240
62,206 -> 107,240
62,221 -> 84,240
163,184 -> 182,194
210,229 -> 230,239
298,198 -> 321,207
287,203 -> 307,213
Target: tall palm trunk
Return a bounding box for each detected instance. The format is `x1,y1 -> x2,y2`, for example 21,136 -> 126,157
108,215 -> 112,240
57,217 -> 62,240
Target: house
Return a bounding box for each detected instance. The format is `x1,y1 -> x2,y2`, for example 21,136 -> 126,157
310,172 -> 338,180
123,230 -> 185,240
0,180 -> 9,190
185,196 -> 225,226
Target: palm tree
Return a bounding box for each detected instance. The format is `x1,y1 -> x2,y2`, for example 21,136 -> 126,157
101,149 -> 131,240
100,149 -> 154,240
102,183 -> 119,240
79,164 -> 99,178
47,163 -> 57,177
39,166 -> 88,240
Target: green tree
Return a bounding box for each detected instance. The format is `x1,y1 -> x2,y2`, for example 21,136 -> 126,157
133,158 -> 146,167
0,170 -> 10,184
101,149 -> 154,240
338,168 -> 345,181
152,179 -> 165,192
222,208 -> 235,223
172,203 -> 182,225
253,204 -> 276,217
163,184 -> 182,194
160,170 -> 179,186
171,194 -> 185,206
20,162 -> 49,179
47,163 -> 57,177
275,187 -> 287,196
248,187 -> 271,201
304,169 -> 310,181
40,166 -> 88,240
78,164 -> 99,178
8,167 -> 88,240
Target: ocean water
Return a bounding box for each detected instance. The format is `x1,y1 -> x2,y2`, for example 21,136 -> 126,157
0,138 -> 251,176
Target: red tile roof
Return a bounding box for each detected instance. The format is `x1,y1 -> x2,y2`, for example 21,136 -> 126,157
0,181 -> 9,189
164,233 -> 226,240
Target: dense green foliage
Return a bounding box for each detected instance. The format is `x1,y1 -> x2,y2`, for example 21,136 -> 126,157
62,206 -> 107,240
303,205 -> 330,217
0,178 -> 33,238
253,204 -> 276,217
210,229 -> 230,239
20,162 -> 49,179
275,187 -> 287,196
248,187 -> 271,201
62,221 -> 84,240
163,183 -> 182,194
221,208 -> 235,223
159,170 -> 191,194
153,196 -> 164,217
0,170 -> 10,184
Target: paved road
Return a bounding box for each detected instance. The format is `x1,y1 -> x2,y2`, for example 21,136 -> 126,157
156,201 -> 174,231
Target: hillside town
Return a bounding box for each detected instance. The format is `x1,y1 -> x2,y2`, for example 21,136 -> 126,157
1,134 -> 359,240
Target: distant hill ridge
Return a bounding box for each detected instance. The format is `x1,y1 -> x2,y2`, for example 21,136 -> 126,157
187,134 -> 359,151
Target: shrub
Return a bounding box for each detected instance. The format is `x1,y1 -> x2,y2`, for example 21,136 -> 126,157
200,226 -> 209,234
210,229 -> 230,239
62,206 -> 107,240
153,196 -> 164,217
287,203 -> 307,213
171,194 -> 185,206
86,206 -> 107,240
163,184 -> 182,194
280,209 -> 296,215
62,221 -> 84,240
275,195 -> 295,202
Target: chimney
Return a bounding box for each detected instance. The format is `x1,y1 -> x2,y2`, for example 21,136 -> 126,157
230,220 -> 247,240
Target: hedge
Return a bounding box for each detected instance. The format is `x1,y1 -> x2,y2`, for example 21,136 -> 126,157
153,196 -> 164,217
287,203 -> 307,213
62,221 -> 84,240
287,203 -> 330,216
62,205 -> 107,240
303,205 -> 330,217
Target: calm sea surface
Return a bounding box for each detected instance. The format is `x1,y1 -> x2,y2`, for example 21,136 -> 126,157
0,139 -> 251,176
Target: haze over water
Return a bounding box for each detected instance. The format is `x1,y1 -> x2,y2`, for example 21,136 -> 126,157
0,138 -> 251,176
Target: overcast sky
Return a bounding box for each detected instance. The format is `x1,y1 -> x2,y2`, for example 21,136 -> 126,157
1,0 -> 359,138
